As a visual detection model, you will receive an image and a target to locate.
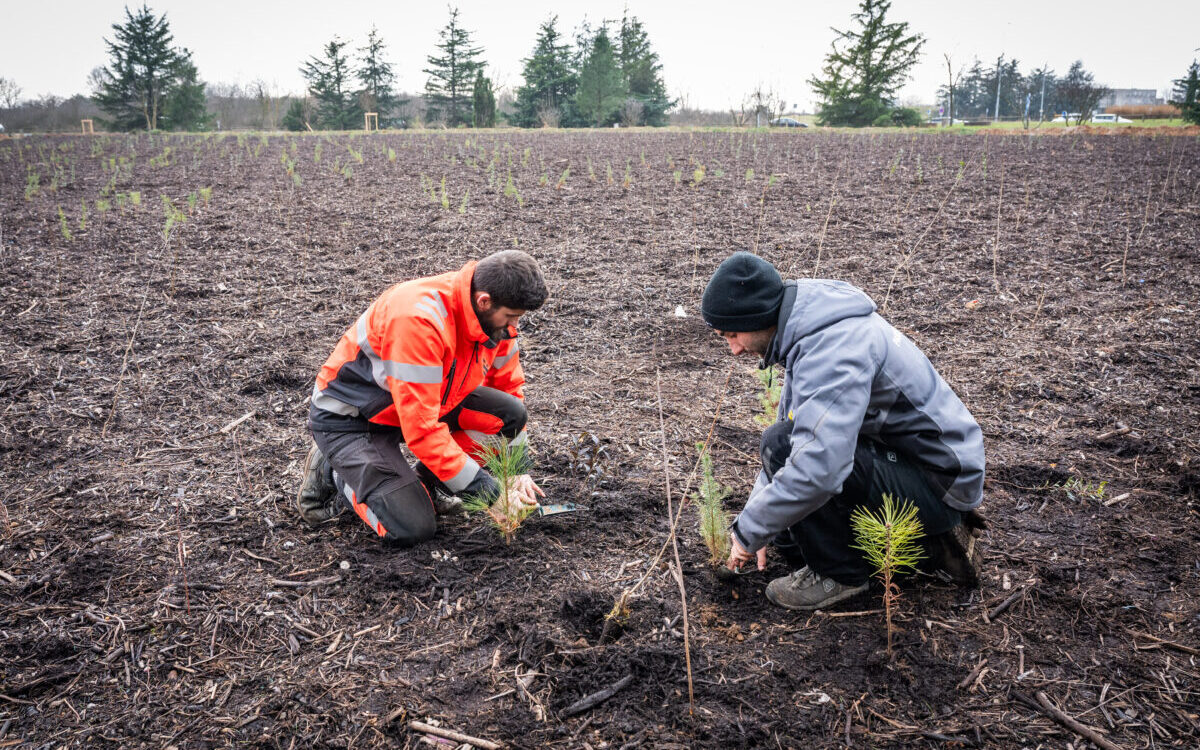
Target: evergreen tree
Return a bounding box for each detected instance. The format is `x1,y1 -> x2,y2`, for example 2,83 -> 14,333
809,0 -> 925,126
472,71 -> 496,127
424,7 -> 485,126
574,26 -> 627,127
512,16 -> 578,128
357,27 -> 404,124
1026,65 -> 1057,121
162,49 -> 212,130
301,38 -> 362,130
1171,60 -> 1200,125
617,13 -> 673,126
281,99 -> 308,131
93,4 -> 184,131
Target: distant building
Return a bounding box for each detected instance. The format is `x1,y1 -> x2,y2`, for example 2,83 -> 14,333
1097,88 -> 1162,109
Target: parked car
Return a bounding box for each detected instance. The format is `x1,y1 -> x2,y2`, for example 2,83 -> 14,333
927,118 -> 964,126
1051,113 -> 1082,123
1090,113 -> 1134,123
770,117 -> 809,128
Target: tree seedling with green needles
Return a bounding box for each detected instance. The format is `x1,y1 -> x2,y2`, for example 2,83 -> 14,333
461,437 -> 536,545
850,494 -> 924,658
754,366 -> 782,426
692,442 -> 731,565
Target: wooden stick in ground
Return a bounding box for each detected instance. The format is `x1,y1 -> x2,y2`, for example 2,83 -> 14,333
656,369 -> 694,716
985,585 -> 1028,623
408,720 -> 502,750
101,293 -> 148,439
604,364 -> 734,632
992,162 -> 1004,290
561,674 -> 635,717
1034,691 -> 1125,750
881,169 -> 965,312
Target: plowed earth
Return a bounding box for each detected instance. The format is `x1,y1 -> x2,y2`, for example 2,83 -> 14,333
1,129 -> 1198,748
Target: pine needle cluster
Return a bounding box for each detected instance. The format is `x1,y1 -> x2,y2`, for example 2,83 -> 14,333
850,494 -> 925,657
754,366 -> 782,426
692,442 -> 731,565
461,437 -> 535,545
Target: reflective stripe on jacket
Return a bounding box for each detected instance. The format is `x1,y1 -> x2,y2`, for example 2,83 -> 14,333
311,262 -> 525,493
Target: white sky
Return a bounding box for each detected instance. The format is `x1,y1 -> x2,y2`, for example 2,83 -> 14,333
2,1 -> 1198,111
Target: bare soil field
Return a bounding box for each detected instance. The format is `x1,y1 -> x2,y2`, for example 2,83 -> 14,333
1,129 -> 1198,748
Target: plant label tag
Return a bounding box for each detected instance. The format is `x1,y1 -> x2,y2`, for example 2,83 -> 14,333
537,503 -> 581,516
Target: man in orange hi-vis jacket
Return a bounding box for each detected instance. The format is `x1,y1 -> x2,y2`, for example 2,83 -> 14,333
296,250 -> 549,545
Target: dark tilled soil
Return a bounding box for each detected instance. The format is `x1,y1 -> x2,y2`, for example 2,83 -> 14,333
1,129 -> 1198,748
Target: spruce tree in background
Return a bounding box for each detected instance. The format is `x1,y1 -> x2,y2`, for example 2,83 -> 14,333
162,50 -> 213,130
424,7 -> 485,126
512,16 -> 578,128
1172,60 -> 1200,125
358,27 -> 404,125
93,5 -> 196,131
574,26 -> 627,127
617,13 -> 673,126
809,0 -> 925,126
301,38 -> 362,130
281,99 -> 309,131
472,71 -> 496,127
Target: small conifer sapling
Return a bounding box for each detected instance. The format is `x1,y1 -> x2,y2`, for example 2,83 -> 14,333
461,437 -> 536,545
754,366 -> 782,426
850,494 -> 924,657
692,442 -> 731,565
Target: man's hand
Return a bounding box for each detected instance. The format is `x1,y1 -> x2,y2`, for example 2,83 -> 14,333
502,474 -> 544,512
726,532 -> 767,572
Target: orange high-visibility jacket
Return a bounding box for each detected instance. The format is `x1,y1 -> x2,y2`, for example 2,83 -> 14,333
311,262 -> 525,493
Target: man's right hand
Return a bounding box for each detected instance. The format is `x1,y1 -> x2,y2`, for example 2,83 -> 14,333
727,532 -> 768,572
501,474 -> 543,513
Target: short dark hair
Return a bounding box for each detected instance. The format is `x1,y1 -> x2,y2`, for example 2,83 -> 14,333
472,250 -> 548,310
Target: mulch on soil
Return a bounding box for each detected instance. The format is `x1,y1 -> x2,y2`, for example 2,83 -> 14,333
1,129 -> 1198,748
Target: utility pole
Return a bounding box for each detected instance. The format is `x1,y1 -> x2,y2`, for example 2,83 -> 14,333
993,54 -> 1004,122
1039,64 -> 1047,121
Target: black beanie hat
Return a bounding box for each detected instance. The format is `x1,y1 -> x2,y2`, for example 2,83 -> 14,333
700,252 -> 785,332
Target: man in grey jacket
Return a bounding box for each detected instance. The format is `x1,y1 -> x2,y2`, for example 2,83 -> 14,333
701,253 -> 986,611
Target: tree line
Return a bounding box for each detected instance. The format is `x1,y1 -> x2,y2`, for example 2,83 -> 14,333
804,0 -> 1198,127
19,3 -> 671,132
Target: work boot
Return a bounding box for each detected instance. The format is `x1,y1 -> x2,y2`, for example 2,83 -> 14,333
765,566 -> 869,611
931,521 -> 983,586
416,462 -> 464,515
295,444 -> 341,524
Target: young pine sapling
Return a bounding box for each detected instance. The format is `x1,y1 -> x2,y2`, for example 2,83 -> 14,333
850,494 -> 924,658
692,442 -> 731,565
754,366 -> 782,426
462,437 -> 536,545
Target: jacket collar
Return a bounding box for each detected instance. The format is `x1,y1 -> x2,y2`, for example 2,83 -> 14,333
760,281 -> 797,369
452,262 -> 515,349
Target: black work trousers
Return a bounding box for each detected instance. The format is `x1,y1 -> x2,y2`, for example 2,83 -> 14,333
762,420 -> 966,586
310,386 -> 526,546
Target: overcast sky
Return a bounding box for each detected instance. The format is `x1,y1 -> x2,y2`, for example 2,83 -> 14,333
3,1 -> 1198,112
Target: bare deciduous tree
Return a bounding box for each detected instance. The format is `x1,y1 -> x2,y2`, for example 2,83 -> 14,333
943,54 -> 962,126
0,76 -> 23,109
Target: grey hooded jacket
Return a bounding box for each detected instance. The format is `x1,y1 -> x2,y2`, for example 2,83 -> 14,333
733,280 -> 985,554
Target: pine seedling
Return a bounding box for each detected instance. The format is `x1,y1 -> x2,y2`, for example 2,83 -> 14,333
850,494 -> 925,658
461,437 -> 536,545
57,206 -> 72,242
692,442 -> 731,565
754,366 -> 782,426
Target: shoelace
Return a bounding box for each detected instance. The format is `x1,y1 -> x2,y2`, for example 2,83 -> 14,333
790,567 -> 820,587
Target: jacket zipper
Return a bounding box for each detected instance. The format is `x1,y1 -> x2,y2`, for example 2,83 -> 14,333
457,342 -> 480,396
442,360 -> 457,405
